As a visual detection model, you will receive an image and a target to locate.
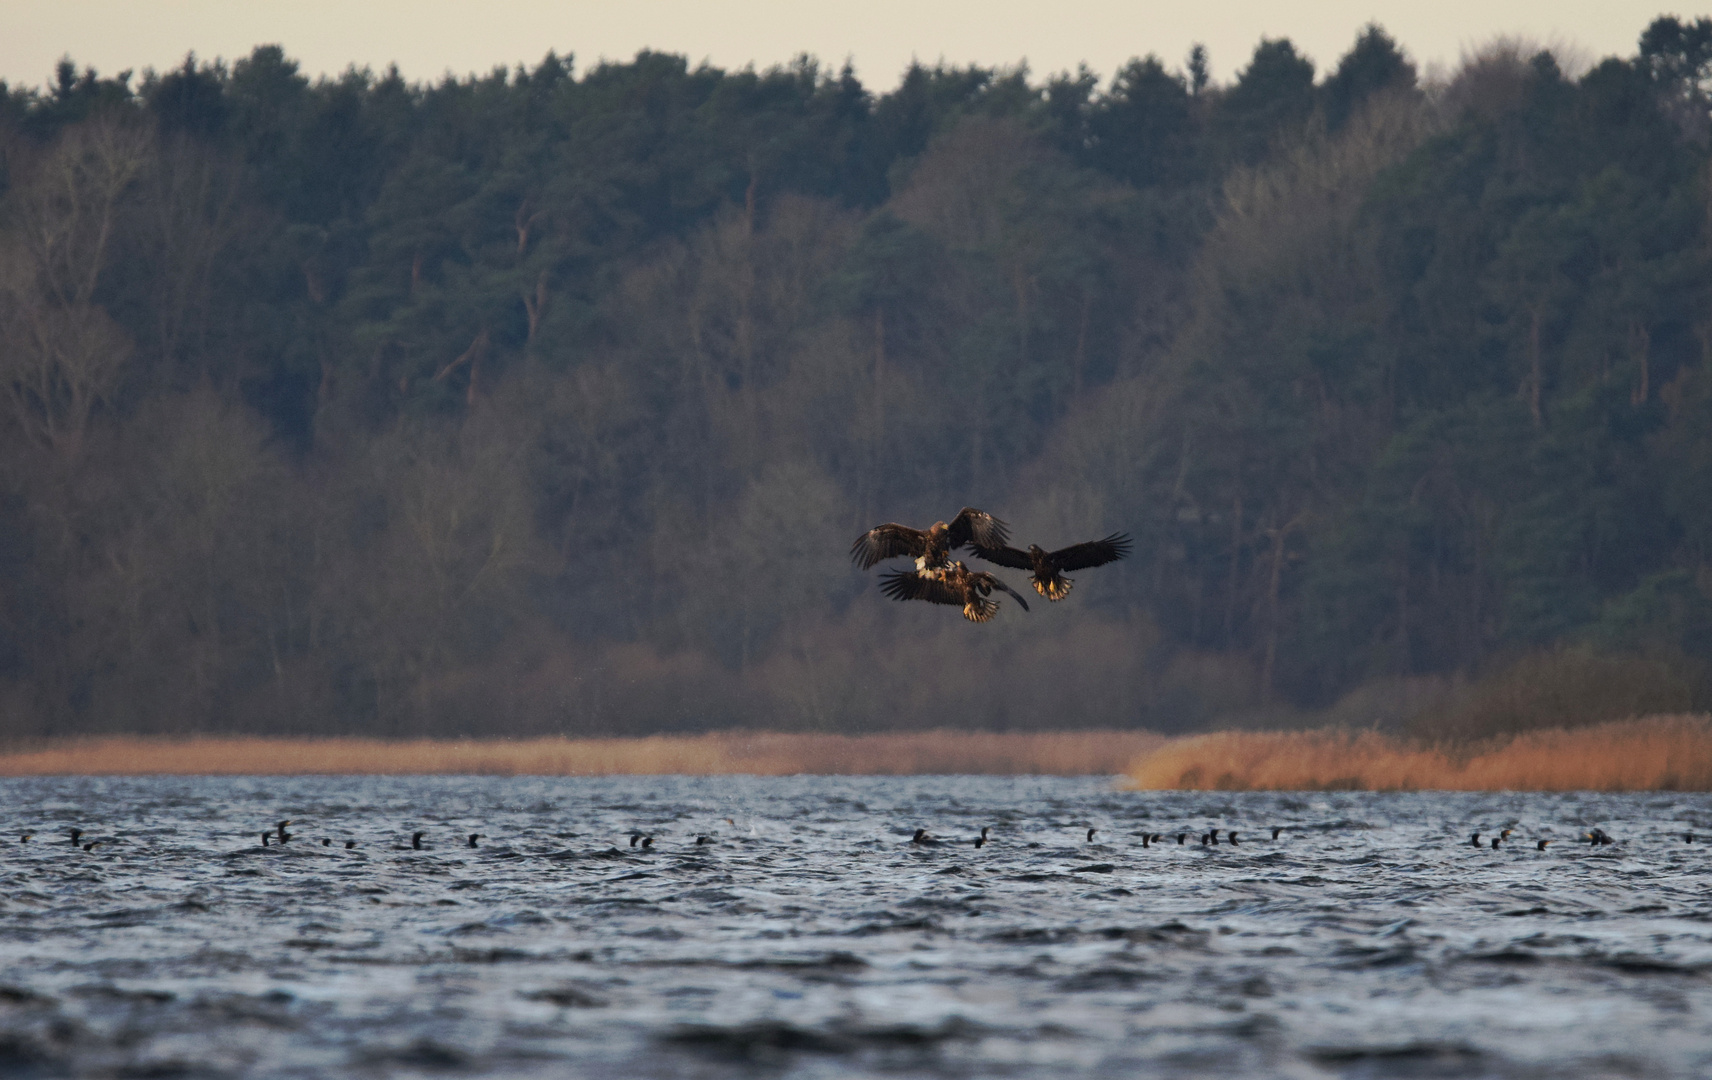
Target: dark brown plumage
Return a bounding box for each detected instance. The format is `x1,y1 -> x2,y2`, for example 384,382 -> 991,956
971,533 -> 1131,600
878,561 -> 1030,622
851,508 -> 1009,572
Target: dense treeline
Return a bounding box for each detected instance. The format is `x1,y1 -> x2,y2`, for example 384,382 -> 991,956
2,18 -> 1711,740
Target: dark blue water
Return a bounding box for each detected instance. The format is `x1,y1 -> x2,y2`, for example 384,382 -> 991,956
1,776 -> 1709,1078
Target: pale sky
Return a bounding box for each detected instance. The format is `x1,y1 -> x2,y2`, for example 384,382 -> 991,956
1,1 -> 1692,93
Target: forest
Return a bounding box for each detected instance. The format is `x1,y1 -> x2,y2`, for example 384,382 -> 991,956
2,17 -> 1711,741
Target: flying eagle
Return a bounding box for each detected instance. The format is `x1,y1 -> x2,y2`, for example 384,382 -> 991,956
971,533 -> 1131,600
878,561 -> 1031,622
851,508 -> 1009,572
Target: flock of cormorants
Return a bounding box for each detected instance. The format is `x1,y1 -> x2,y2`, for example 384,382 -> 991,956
13,820 -> 1655,855
852,507 -> 1131,622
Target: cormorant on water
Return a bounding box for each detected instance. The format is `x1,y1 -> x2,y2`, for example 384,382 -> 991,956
83,841 -> 100,852
1500,828 -> 1515,841
970,533 -> 1132,601
1178,833 -> 1187,845
640,836 -> 654,849
1537,839 -> 1552,850
696,835 -> 712,846
1586,828 -> 1614,846
1086,828 -> 1098,842
974,826 -> 990,848
1490,836 -> 1501,849
69,828 -> 83,846
276,821 -> 291,844
411,831 -> 426,850
1685,833 -> 1696,843
321,838 -> 331,847
1141,833 -> 1151,848
260,832 -> 270,847
629,833 -> 643,848
1469,832 -> 1481,848
911,828 -> 932,845
1228,831 -> 1240,845
345,840 -> 357,850
851,508 -> 1010,573
1271,827 -> 1283,840
467,834 -> 481,848
18,833 -> 30,843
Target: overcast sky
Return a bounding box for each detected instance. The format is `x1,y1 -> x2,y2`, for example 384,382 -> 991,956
2,1 -> 1685,92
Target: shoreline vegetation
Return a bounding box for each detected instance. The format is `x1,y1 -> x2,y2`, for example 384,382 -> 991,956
0,730 -> 1163,778
1,716 -> 1709,789
1125,715 -> 1712,791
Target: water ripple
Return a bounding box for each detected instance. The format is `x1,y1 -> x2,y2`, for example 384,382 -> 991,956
0,776 -> 1709,1078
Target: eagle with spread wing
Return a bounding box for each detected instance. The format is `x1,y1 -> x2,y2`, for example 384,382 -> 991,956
971,533 -> 1131,600
879,561 -> 1031,622
850,508 -> 1010,572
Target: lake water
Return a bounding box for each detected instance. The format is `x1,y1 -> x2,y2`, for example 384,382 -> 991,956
1,775 -> 1709,1079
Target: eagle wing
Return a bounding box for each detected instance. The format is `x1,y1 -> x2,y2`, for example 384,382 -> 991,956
968,543 -> 1033,570
851,524 -> 930,569
1051,533 -> 1132,571
878,568 -> 965,607
945,507 -> 1009,551
980,573 -> 1031,612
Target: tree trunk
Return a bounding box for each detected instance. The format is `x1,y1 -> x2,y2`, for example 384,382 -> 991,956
1224,493 -> 1244,648
1525,306 -> 1542,426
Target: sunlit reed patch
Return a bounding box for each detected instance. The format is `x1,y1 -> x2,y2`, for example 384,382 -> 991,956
1124,715 -> 1712,791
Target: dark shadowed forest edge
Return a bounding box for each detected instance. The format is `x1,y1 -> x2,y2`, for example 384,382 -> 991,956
3,20 -> 1712,742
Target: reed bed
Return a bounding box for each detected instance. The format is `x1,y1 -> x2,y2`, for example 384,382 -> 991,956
0,729 -> 1163,777
1125,714 -> 1712,791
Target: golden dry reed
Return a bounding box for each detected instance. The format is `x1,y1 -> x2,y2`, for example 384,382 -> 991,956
1125,714 -> 1712,791
0,729 -> 1162,777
